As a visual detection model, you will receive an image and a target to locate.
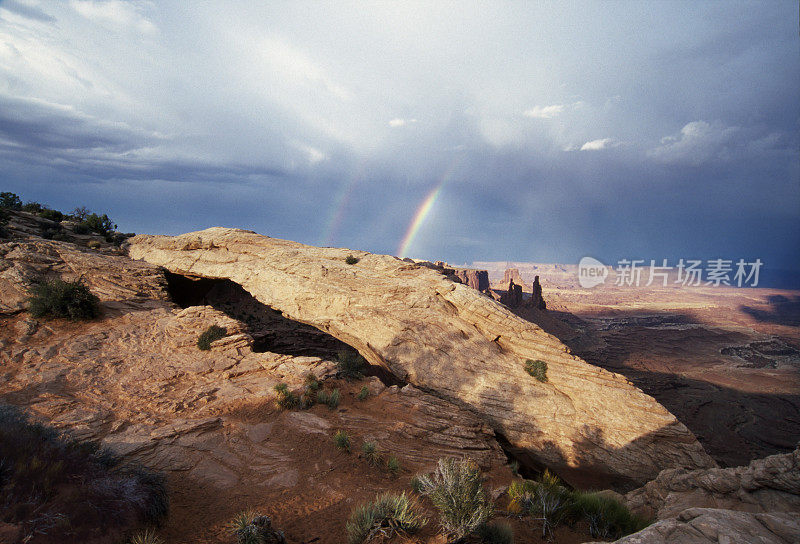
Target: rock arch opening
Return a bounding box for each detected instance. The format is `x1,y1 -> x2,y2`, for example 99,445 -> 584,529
164,271 -> 404,385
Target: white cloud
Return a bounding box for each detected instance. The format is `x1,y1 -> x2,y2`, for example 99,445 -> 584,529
259,37 -> 350,102
523,104 -> 566,119
70,1 -> 156,34
580,138 -> 615,151
388,118 -> 418,127
293,142 -> 327,164
648,121 -> 738,165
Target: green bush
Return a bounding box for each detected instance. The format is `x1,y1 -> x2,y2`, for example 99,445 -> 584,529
326,388 -> 341,409
524,359 -> 548,382
416,457 -> 493,540
304,373 -> 320,392
28,278 -> 100,320
387,455 -> 401,476
336,350 -> 366,380
477,521 -> 514,544
361,440 -> 382,466
346,492 -> 425,544
345,255 -> 360,265
568,491 -> 650,539
197,325 -> 227,350
508,470 -> 648,539
0,191 -> 22,209
334,430 -> 351,452
38,208 -> 64,222
274,383 -> 299,410
357,385 -> 369,401
22,201 -> 43,213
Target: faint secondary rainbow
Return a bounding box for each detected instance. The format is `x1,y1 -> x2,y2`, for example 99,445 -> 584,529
396,159 -> 460,258
320,165 -> 366,246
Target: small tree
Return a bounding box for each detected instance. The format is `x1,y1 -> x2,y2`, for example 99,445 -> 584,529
0,192 -> 22,209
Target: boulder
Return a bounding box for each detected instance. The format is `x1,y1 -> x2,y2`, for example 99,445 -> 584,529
129,228 -> 715,489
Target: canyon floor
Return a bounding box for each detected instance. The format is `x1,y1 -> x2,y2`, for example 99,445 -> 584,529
508,267 -> 800,469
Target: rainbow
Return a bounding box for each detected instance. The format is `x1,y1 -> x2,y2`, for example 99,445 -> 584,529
319,165 -> 366,246
396,183 -> 443,258
396,158 -> 461,258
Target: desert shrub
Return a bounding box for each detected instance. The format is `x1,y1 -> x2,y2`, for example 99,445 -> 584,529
346,492 -> 426,544
0,191 -> 22,209
509,460 -> 520,477
73,222 -> 91,234
228,510 -> 286,544
326,388 -> 341,409
129,528 -> 164,544
357,385 -> 369,400
28,277 -> 100,320
197,325 -> 227,350
22,201 -> 44,213
304,373 -> 320,392
410,475 -> 424,493
416,457 -> 493,540
568,491 -> 649,539
524,359 -> 548,382
336,350 -> 366,380
334,430 -> 351,452
316,389 -> 330,405
41,226 -> 69,241
345,255 -> 360,265
273,383 -> 299,410
476,521 -> 514,544
526,471 -> 571,538
361,440 -> 382,466
0,405 -> 168,541
88,239 -> 102,249
38,207 -> 64,222
387,455 -> 401,476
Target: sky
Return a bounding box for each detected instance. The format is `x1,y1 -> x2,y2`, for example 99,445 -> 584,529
1,1 -> 798,270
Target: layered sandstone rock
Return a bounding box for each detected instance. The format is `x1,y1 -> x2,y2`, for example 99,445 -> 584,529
130,228 -> 715,488
596,508 -> 800,544
623,446 -> 800,520
0,234 -> 506,486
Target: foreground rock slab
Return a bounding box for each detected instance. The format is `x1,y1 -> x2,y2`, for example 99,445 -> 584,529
130,228 -> 715,488
595,508 -> 800,544
624,446 -> 800,520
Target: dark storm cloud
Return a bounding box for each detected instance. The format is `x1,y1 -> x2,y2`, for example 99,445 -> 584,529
0,1 -> 797,272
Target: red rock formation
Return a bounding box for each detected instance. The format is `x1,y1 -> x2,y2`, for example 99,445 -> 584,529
530,275 -> 546,310
501,268 -> 531,292
452,268 -> 490,292
499,278 -> 523,307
